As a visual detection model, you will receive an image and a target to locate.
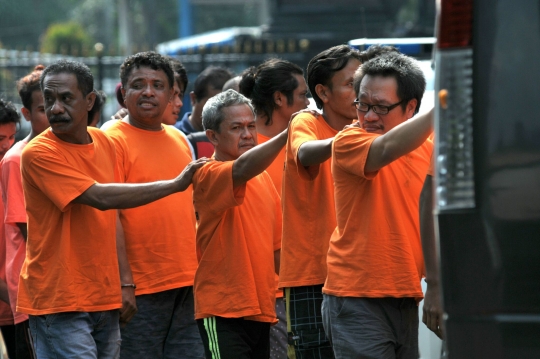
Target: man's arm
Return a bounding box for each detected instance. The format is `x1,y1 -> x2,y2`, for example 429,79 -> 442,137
365,108 -> 433,173
115,213 -> 137,325
297,138 -> 334,167
274,249 -> 281,276
420,174 -> 444,339
232,129 -> 288,188
0,279 -> 9,305
16,223 -> 27,241
73,158 -> 208,210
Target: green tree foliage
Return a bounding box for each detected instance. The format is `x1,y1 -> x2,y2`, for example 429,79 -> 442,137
40,22 -> 94,55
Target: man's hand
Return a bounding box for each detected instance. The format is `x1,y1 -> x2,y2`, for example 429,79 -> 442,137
119,286 -> 137,326
111,108 -> 129,121
422,282 -> 444,339
175,157 -> 210,190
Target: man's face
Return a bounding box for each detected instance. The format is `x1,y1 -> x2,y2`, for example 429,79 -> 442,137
42,72 -> 94,143
284,74 -> 310,117
209,104 -> 257,161
122,66 -> 173,125
324,58 -> 362,121
357,75 -> 416,134
27,90 -> 49,134
191,86 -> 222,128
0,122 -> 17,159
162,80 -> 184,125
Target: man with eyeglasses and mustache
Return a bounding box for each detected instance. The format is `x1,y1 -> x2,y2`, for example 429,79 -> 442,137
321,52 -> 434,359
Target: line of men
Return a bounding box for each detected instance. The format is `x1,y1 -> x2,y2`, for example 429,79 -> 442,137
0,43 -> 435,359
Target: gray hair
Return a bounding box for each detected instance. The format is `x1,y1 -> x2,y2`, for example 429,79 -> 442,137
202,89 -> 255,132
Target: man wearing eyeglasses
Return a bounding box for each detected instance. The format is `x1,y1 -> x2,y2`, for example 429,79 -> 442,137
321,52 -> 434,359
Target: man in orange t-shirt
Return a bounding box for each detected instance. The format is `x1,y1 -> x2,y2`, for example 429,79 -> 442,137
106,52 -> 204,358
239,58 -> 309,359
321,52 -> 433,359
192,90 -> 287,359
19,60 -> 207,359
279,45 -> 362,359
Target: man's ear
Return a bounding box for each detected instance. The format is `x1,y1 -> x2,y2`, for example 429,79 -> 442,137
190,91 -> 196,107
406,98 -> 418,118
315,84 -> 329,104
21,107 -> 32,122
273,91 -> 284,107
86,91 -> 96,112
206,129 -> 219,146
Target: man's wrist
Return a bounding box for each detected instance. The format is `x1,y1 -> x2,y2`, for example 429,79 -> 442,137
121,283 -> 136,289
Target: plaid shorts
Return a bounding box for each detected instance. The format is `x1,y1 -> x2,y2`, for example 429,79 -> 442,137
285,285 -> 335,359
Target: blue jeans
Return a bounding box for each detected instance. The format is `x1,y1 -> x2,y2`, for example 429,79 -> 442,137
29,310 -> 121,359
120,286 -> 204,358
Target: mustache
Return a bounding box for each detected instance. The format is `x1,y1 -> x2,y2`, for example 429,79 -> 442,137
49,115 -> 70,123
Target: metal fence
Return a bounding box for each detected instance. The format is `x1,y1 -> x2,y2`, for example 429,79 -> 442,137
0,47 -> 308,129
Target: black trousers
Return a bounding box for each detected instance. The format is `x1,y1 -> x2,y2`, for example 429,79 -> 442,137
197,316 -> 270,359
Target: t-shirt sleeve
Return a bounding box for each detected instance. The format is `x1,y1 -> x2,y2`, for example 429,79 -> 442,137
332,128 -> 379,179
105,131 -> 127,183
193,161 -> 245,214
289,114 -> 323,180
2,159 -> 26,224
21,149 -> 96,212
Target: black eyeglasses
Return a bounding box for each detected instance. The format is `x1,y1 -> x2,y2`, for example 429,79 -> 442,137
353,99 -> 405,115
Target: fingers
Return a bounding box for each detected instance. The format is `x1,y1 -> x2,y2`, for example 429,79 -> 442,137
423,305 -> 444,339
119,287 -> 138,324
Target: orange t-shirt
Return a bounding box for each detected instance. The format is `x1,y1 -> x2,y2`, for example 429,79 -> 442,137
323,127 -> 432,299
192,161 -> 281,322
279,113 -> 338,288
0,194 -> 13,326
257,132 -> 285,298
257,133 -> 285,194
1,140 -> 29,324
18,127 -> 121,315
105,120 -> 198,295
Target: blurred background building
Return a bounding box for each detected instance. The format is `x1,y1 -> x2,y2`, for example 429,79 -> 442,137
0,0 -> 435,122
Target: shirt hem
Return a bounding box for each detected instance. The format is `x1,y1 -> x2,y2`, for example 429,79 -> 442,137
134,279 -> 195,296
279,278 -> 325,289
322,288 -> 424,299
17,303 -> 122,316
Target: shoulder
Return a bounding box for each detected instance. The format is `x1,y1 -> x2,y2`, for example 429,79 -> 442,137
2,141 -> 26,165
291,112 -> 320,128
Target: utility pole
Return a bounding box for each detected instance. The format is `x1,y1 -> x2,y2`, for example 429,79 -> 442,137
118,0 -> 133,56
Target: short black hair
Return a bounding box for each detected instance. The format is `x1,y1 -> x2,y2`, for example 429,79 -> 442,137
0,99 -> 20,126
17,65 -> 45,110
120,51 -> 174,88
88,90 -> 107,125
354,52 -> 426,115
167,57 -> 188,91
360,45 -> 400,63
307,45 -> 362,109
193,66 -> 234,101
239,59 -> 304,125
40,60 -> 94,96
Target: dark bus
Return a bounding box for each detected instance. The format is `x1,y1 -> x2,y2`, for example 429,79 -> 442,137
434,0 -> 540,357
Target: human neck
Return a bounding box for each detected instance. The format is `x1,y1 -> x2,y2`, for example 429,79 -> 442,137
126,114 -> 163,131
255,115 -> 287,138
321,109 -> 354,131
188,113 -> 203,131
